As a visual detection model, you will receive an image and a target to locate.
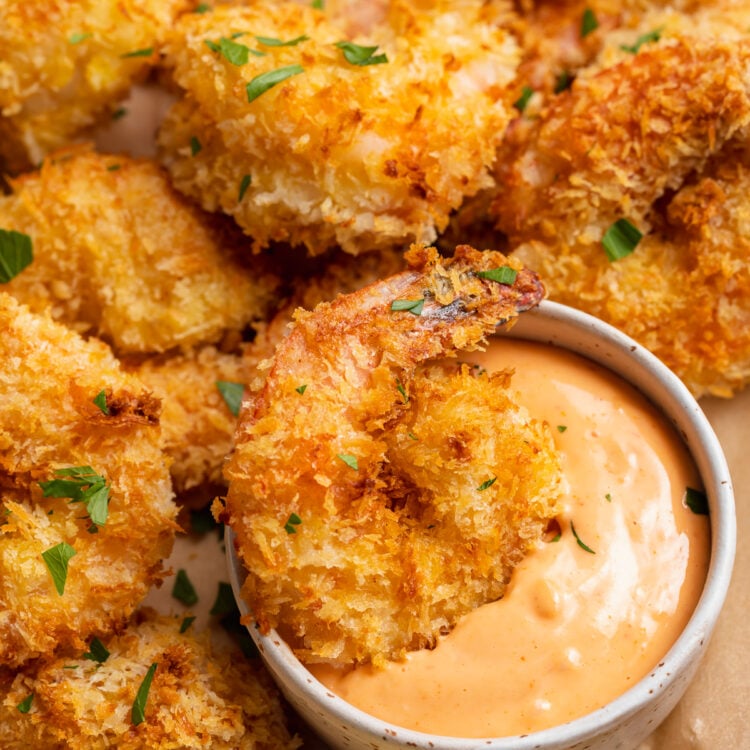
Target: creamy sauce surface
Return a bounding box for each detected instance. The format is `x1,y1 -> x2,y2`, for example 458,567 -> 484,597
311,339 -> 710,738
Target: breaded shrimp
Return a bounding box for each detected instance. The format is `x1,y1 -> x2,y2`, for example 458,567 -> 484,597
158,1 -> 520,254
223,245 -> 561,667
0,146 -> 279,354
515,150 -> 750,397
0,0 -> 191,174
0,608 -> 301,749
0,294 -> 177,668
493,38 -> 750,249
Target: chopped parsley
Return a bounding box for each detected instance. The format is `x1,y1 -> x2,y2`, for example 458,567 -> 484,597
190,136 -> 202,156
602,218 -> 642,261
120,47 -> 153,59
284,513 -> 302,533
476,477 -> 497,492
255,34 -> 309,47
621,28 -> 663,54
69,32 -> 92,45
570,521 -> 596,554
554,70 -> 574,94
131,663 -> 157,726
106,164 -> 120,171
0,229 -> 33,283
180,616 -> 196,633
581,8 -> 599,37
238,173 -> 252,201
246,64 -> 304,102
312,0 -> 324,8
39,466 -> 111,528
407,431 -> 419,441
605,493 -> 612,502
83,637 -> 110,664
395,378 -> 409,403
216,380 -> 244,417
337,453 -> 358,470
335,41 -> 388,66
476,267 -> 518,285
513,85 -> 534,113
194,3 -> 211,12
295,384 -> 308,395
209,581 -> 235,617
93,389 -> 109,415
390,298 -> 424,315
112,107 -> 127,120
16,694 -> 33,714
172,569 -> 199,606
557,425 -> 567,433
41,542 -> 77,595
685,486 -> 709,515
205,36 -> 251,66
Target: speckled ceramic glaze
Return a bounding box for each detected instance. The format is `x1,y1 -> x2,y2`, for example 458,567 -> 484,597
226,300 -> 736,750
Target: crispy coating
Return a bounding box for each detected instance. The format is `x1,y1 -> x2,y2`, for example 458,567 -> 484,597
0,0 -> 191,174
0,295 -> 177,668
158,1 -> 520,255
0,147 -> 279,354
515,151 -> 750,397
0,609 -> 301,749
224,245 -> 561,667
124,345 -> 248,498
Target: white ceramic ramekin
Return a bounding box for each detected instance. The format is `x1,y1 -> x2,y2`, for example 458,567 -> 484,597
226,300 -> 736,750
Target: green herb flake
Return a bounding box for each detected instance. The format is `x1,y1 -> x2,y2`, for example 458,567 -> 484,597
581,8 -> 599,37
83,637 -> 110,664
172,568 -> 199,606
39,466 -> 111,528
194,3 -> 211,12
554,70 -> 574,94
246,64 -> 304,103
337,453 -> 359,471
605,493 -> 612,502
190,136 -> 202,156
621,28 -> 663,55
69,32 -> 92,45
238,174 -> 252,201
549,532 -> 562,543
284,512 -> 303,534
685,486 -> 709,515
0,229 -> 33,283
180,615 -> 196,633
407,432 -> 419,441
395,379 -> 409,404
557,425 -> 567,433
131,663 -> 157,726
312,0 -> 324,8
63,664 -> 79,670
106,164 -> 120,171
93,389 -> 109,415
476,267 -> 518,285
513,85 -> 534,113
112,107 -> 127,120
602,218 -> 642,261
570,521 -> 596,554
255,34 -> 309,47
335,41 -> 388,66
209,581 -> 235,617
216,380 -> 244,417
390,298 -> 424,315
16,694 -> 33,714
216,36 -> 251,66
476,476 -> 497,492
295,384 -> 307,395
42,542 -> 77,595
120,47 -> 154,59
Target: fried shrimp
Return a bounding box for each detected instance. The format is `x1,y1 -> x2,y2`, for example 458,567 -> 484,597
223,245 -> 561,667
158,1 -> 520,255
0,147 -> 279,354
0,295 -> 177,668
0,609 -> 301,749
0,0 -> 191,174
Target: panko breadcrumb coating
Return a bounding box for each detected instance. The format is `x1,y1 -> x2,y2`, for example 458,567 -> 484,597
0,147 -> 279,354
158,1 -> 520,255
0,0 -> 191,174
223,245 -> 561,667
0,608 -> 301,749
0,294 -> 178,668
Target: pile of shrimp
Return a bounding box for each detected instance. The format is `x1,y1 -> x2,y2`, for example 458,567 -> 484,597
222,245 -> 561,666
3,0 -> 750,742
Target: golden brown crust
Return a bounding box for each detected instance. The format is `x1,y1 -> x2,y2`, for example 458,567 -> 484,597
0,295 -> 177,667
225,245 -> 561,666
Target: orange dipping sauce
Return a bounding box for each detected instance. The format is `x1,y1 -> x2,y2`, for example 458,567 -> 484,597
311,339 -> 710,738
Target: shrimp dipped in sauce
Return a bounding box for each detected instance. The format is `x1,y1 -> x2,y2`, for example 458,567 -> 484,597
222,245 -> 563,667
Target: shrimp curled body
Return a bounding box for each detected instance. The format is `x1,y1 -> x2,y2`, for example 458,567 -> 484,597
224,245 -> 562,667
